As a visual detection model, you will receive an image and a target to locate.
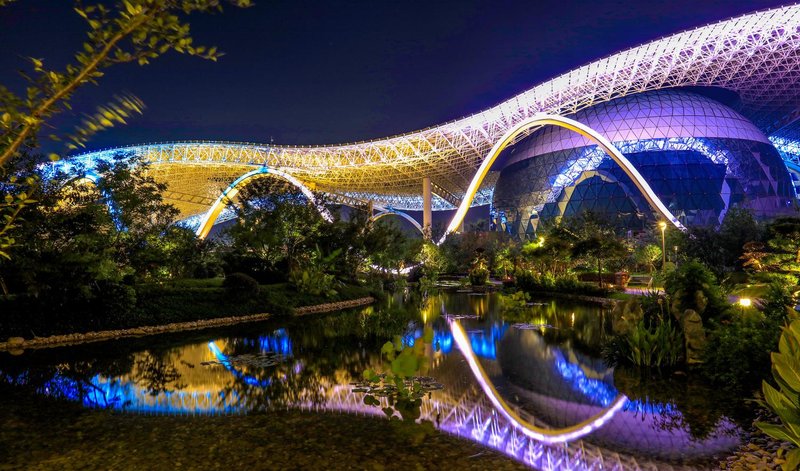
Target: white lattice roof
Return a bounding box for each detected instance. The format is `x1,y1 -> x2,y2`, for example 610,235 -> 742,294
63,3 -> 800,213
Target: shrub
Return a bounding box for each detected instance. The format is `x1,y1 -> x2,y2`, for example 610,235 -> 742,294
515,272 -> 611,297
763,282 -> 797,322
96,281 -> 138,327
664,260 -> 728,322
468,266 -> 489,286
703,284 -> 794,391
223,272 -> 260,298
702,314 -> 781,391
289,267 -> 338,298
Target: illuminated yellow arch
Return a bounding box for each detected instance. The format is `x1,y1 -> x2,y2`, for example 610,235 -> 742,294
196,167 -> 333,239
371,208 -> 424,236
449,321 -> 627,443
439,114 -> 687,244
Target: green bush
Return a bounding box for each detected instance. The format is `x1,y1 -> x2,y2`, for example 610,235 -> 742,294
516,271 -> 610,297
702,314 -> 781,391
757,319 -> 800,471
603,317 -> 683,369
664,260 -> 729,322
468,266 -> 489,286
223,272 -> 260,298
702,284 -> 794,391
289,267 -> 338,298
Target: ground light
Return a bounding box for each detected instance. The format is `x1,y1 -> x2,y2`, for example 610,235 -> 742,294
738,297 -> 752,316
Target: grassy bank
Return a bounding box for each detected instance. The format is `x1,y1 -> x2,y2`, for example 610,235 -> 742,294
0,280 -> 376,339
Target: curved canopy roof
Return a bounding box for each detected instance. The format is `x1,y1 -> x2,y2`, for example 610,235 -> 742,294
62,4 -> 800,214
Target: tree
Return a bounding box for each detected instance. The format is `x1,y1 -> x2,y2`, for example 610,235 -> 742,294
0,0 -> 251,259
635,244 -> 662,274
521,227 -> 573,276
318,207 -> 410,281
717,207 -> 762,270
764,217 -> 800,282
572,235 -> 627,288
224,178 -> 326,280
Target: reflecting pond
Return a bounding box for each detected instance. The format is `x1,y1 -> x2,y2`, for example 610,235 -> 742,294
0,291 -> 743,469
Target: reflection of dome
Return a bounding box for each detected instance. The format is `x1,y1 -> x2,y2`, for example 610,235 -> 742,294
495,328 -> 739,461
493,90 -> 796,236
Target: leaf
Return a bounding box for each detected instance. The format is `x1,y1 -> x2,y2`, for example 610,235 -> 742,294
764,382 -> 800,430
391,350 -> 419,378
786,447 -> 800,471
757,422 -> 796,444
380,341 -> 394,355
362,368 -> 379,382
362,394 -> 379,407
774,354 -> 800,393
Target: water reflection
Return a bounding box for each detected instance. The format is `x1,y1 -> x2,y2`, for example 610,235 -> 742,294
0,292 -> 741,469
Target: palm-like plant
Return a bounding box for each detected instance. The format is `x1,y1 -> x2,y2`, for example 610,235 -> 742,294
757,319 -> 800,470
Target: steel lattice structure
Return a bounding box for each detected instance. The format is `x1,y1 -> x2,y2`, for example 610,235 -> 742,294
57,4 -> 800,223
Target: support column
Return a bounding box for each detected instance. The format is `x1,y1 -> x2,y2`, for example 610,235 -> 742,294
422,177 -> 432,240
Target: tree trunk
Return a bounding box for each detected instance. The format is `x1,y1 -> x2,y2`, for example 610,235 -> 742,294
597,258 -> 603,288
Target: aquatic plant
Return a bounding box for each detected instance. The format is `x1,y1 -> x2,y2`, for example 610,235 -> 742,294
757,319 -> 800,471
356,327 -> 442,425
623,320 -> 683,368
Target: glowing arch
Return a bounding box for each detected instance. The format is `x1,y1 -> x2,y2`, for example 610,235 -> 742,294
371,208 -> 424,235
449,320 -> 627,443
439,114 -> 688,244
196,167 -> 333,239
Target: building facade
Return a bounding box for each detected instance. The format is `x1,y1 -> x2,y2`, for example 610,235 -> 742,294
492,90 -> 796,236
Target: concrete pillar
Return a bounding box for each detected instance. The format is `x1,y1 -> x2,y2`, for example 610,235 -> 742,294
422,177 -> 432,240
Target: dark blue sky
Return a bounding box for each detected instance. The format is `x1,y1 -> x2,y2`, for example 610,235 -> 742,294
0,0 -> 788,153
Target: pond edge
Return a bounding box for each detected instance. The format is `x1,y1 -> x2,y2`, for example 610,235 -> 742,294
0,297 -> 375,353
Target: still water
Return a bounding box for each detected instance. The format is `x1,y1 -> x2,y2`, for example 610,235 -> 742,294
0,292 -> 742,469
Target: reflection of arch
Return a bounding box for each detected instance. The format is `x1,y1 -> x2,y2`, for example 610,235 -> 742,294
196,167 -> 333,239
449,320 -> 627,443
439,114 -> 688,244
371,208 -> 424,235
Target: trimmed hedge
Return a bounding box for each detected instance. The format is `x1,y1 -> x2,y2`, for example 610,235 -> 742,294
516,272 -> 612,298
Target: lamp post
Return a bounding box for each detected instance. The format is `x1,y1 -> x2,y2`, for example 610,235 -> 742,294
658,221 -> 667,271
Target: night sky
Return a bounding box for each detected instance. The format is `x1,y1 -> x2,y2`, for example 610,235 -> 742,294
0,0 -> 789,154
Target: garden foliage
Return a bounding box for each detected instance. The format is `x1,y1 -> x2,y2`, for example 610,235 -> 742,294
757,319 -> 800,471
